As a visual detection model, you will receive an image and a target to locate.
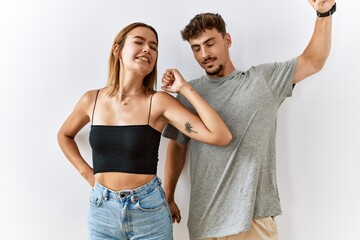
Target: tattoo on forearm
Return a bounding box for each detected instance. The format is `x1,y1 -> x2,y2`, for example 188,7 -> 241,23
185,122 -> 198,134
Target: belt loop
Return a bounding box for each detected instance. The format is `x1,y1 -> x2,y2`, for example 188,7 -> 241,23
131,195 -> 140,204
102,189 -> 108,201
157,176 -> 162,185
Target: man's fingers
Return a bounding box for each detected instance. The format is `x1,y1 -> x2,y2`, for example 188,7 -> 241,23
171,214 -> 182,223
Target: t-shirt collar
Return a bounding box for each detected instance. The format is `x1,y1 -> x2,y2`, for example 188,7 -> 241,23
203,69 -> 240,83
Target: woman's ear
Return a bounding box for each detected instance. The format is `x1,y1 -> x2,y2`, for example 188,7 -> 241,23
112,44 -> 120,57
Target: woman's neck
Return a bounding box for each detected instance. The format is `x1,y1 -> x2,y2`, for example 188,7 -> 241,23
118,70 -> 145,94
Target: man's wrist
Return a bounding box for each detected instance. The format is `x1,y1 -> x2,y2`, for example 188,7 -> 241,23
164,189 -> 175,201
166,195 -> 175,202
316,2 -> 336,18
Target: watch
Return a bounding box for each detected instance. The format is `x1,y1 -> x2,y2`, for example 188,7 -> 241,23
316,3 -> 336,17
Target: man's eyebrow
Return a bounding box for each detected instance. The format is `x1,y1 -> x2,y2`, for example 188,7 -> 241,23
190,37 -> 216,48
133,36 -> 158,45
203,37 -> 216,45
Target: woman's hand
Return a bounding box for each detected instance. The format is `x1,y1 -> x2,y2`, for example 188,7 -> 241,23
161,69 -> 188,93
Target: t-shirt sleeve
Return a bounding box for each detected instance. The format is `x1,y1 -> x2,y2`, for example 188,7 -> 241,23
260,57 -> 297,103
162,93 -> 191,144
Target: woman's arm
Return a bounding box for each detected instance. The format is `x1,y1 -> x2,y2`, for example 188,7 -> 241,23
161,69 -> 232,146
57,91 -> 96,187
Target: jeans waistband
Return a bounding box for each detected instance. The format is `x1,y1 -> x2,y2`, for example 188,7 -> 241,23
94,176 -> 161,201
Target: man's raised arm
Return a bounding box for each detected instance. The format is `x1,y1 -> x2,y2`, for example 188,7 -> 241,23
294,0 -> 335,83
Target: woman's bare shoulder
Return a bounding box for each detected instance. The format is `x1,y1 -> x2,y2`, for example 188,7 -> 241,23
152,91 -> 176,101
72,89 -> 104,114
79,88 -> 103,104
151,91 -> 183,116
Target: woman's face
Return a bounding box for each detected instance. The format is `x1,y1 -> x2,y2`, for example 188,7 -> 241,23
119,26 -> 158,76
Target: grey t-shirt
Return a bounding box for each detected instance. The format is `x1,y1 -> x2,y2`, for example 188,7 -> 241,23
163,58 -> 297,239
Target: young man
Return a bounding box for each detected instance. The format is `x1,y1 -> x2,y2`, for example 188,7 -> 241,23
162,0 -> 335,239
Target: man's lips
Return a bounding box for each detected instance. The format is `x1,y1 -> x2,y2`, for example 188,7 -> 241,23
202,57 -> 216,65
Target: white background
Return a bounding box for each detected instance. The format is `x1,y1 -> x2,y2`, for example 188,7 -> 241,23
0,0 -> 359,239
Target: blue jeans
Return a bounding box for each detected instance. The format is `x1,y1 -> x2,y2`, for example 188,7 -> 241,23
88,176 -> 173,240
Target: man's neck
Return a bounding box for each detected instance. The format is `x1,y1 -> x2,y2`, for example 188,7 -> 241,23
207,64 -> 235,79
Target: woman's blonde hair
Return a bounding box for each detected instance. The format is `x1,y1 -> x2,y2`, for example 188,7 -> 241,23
106,22 -> 158,97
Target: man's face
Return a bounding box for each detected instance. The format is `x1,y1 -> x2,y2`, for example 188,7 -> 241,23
189,28 -> 231,78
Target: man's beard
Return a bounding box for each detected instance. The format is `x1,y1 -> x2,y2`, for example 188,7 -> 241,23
206,64 -> 224,77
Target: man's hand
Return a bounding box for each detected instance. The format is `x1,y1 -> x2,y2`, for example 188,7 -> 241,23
308,0 -> 336,13
168,200 -> 182,223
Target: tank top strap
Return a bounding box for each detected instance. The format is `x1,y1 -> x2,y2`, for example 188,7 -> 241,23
147,92 -> 155,125
91,89 -> 100,125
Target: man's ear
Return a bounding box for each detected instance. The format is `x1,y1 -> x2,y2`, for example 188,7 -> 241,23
113,44 -> 120,57
224,33 -> 232,47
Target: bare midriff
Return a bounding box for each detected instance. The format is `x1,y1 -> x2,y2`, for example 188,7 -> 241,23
95,172 -> 156,191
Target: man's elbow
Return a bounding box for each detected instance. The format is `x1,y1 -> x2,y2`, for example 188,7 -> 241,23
303,58 -> 328,82
312,59 -> 327,73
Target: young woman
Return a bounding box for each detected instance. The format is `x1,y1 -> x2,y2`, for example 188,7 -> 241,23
57,22 -> 232,240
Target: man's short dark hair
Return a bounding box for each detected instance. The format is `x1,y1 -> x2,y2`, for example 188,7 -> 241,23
181,13 -> 227,41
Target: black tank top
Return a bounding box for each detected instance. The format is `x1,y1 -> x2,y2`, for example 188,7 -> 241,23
89,90 -> 161,175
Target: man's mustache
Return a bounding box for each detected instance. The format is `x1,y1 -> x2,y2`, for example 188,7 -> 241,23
202,57 -> 217,64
